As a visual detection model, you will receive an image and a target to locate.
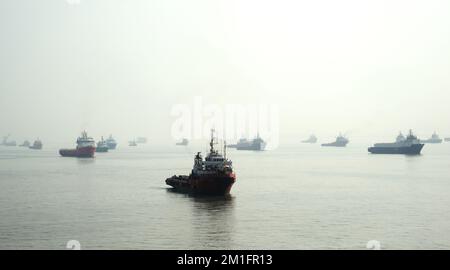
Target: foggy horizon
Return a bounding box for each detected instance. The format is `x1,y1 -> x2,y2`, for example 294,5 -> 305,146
1,0 -> 450,145
3,0 -> 450,254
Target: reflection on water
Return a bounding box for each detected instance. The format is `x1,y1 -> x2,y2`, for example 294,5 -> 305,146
191,196 -> 235,249
2,145 -> 450,249
166,189 -> 236,249
76,158 -> 96,165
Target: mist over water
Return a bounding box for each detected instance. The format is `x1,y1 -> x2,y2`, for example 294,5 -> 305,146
1,0 -> 450,144
1,0 -> 450,250
1,143 -> 450,249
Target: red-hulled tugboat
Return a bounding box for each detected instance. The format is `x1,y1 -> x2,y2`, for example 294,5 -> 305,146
166,129 -> 236,196
59,131 -> 96,158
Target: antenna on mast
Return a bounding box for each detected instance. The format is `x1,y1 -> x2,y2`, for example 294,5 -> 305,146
210,128 -> 215,153
224,140 -> 227,159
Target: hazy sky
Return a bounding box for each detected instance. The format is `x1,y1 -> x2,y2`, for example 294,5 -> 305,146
1,0 -> 450,145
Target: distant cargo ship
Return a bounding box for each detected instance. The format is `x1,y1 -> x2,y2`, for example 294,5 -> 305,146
19,140 -> 30,147
302,135 -> 317,144
96,137 -> 109,152
29,139 -> 42,150
129,140 -> 137,147
166,129 -> 236,195
227,138 -> 246,149
136,137 -> 147,144
106,135 -> 117,150
176,138 -> 189,146
59,131 -> 96,158
420,132 -> 443,144
2,135 -> 16,146
368,130 -> 424,155
321,134 -> 349,147
228,134 -> 266,151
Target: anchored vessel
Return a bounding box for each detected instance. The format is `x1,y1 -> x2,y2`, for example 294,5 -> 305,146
368,130 -> 424,155
420,132 -> 443,144
227,138 -> 247,148
228,134 -> 266,151
166,130 -> 236,196
176,138 -> 189,146
136,137 -> 147,144
106,135 -> 117,150
19,140 -> 30,147
302,135 -> 317,144
59,131 -> 96,158
29,139 -> 42,150
96,137 -> 109,152
322,134 -> 349,147
2,135 -> 16,146
129,140 -> 137,146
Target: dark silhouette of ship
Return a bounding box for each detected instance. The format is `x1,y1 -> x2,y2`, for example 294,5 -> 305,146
302,134 -> 317,143
321,134 -> 349,147
166,129 -> 236,196
228,134 -> 266,151
368,130 -> 424,155
176,138 -> 189,146
420,132 -> 443,144
227,138 -> 245,148
29,139 -> 43,150
96,137 -> 109,152
19,140 -> 30,147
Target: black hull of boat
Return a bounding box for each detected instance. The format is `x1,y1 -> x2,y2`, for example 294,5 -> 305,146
166,173 -> 236,196
368,144 -> 424,155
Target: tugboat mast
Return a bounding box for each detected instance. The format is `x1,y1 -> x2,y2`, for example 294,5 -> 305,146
210,129 -> 215,153
224,140 -> 227,159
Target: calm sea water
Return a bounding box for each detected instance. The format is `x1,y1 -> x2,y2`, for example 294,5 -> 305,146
1,142 -> 450,250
